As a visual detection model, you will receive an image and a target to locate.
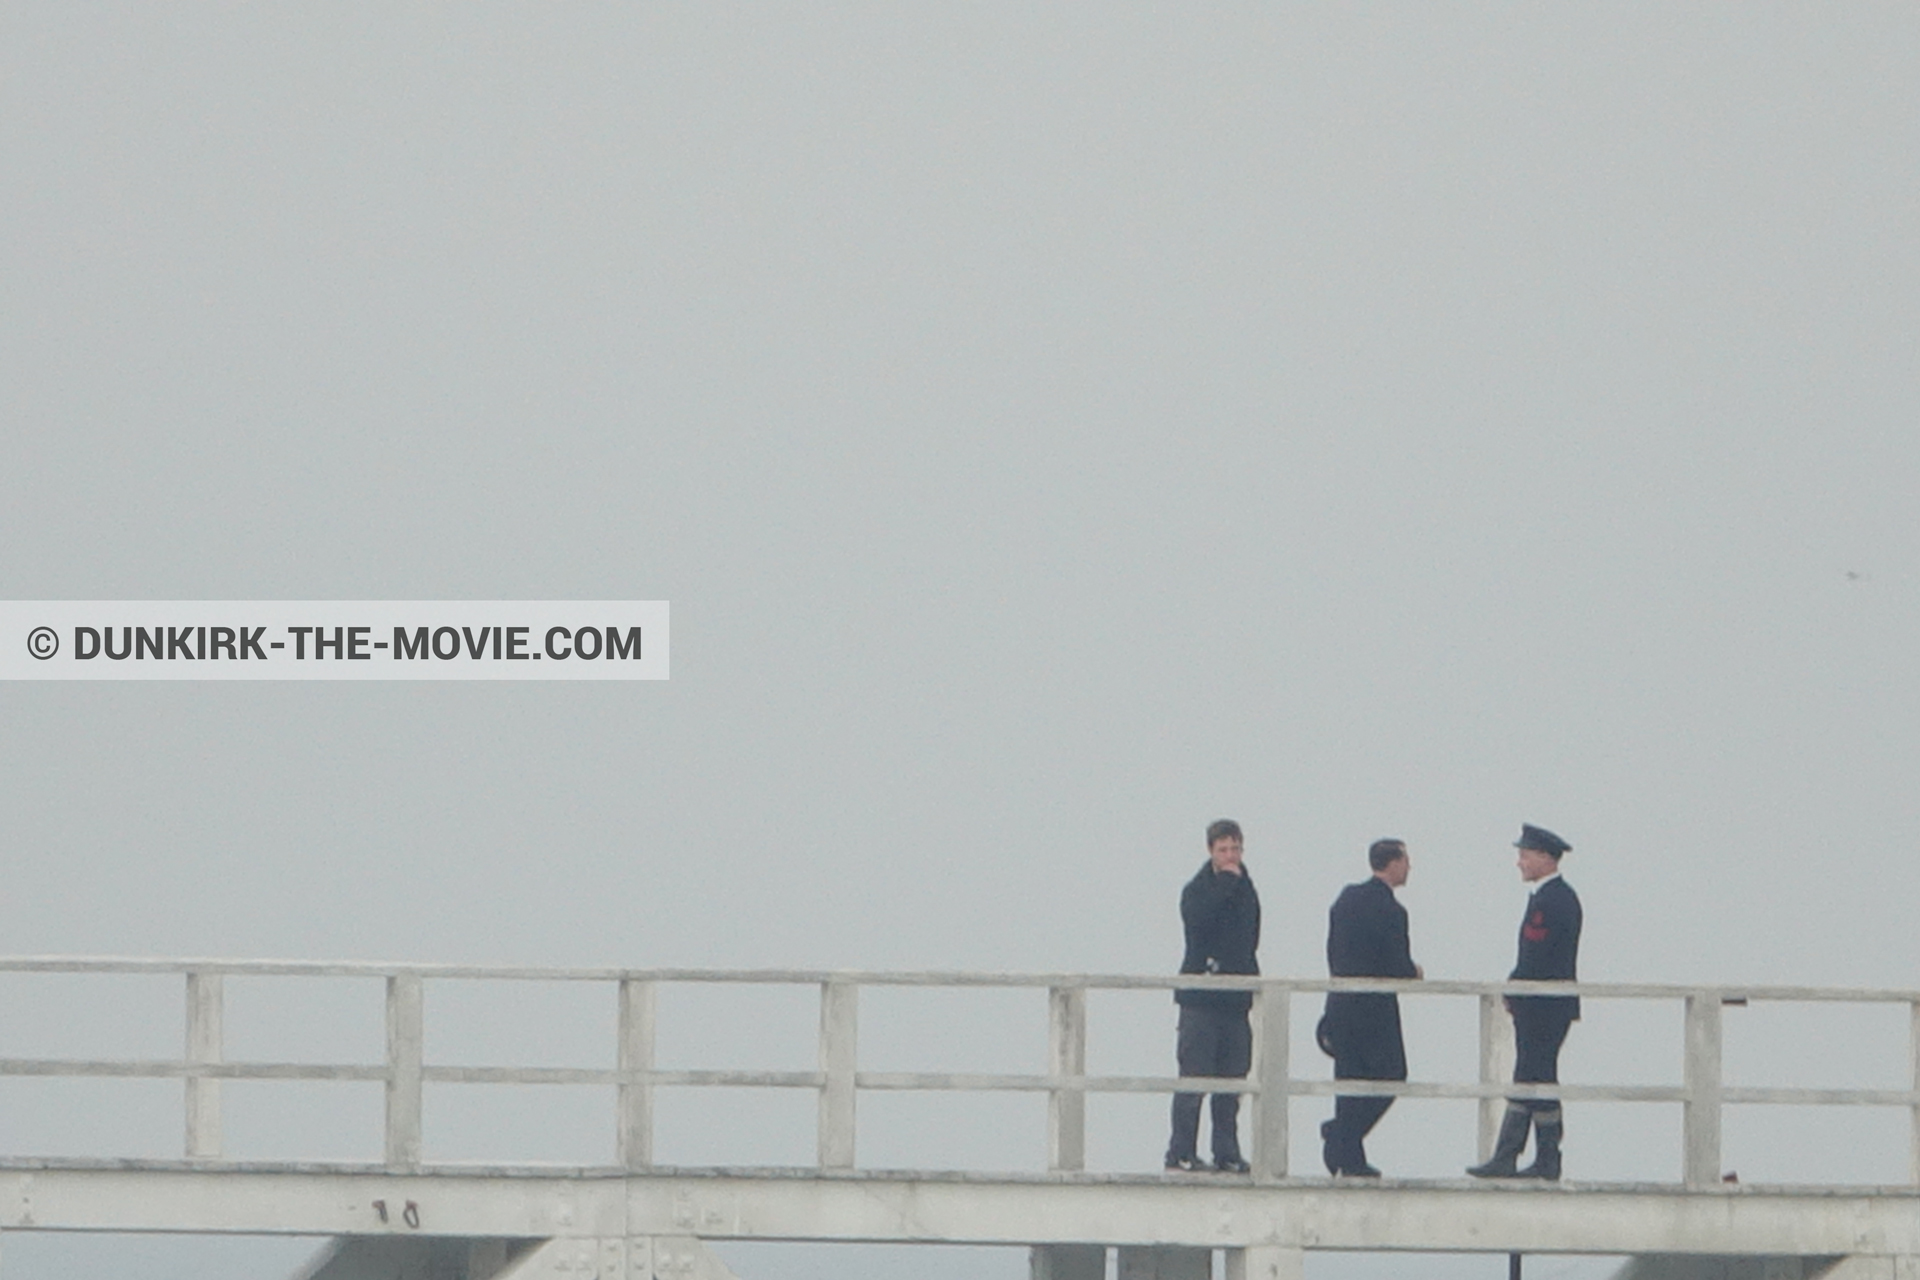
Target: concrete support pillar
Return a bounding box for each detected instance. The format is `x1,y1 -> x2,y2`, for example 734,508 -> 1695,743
1048,986 -> 1088,1172
1228,1246 -> 1306,1280
642,1236 -> 739,1279
1478,993 -> 1515,1161
184,972 -> 224,1160
1683,993 -> 1724,1188
618,979 -> 657,1171
1253,985 -> 1290,1179
1117,1244 -> 1209,1280
1908,1000 -> 1920,1187
817,980 -> 858,1169
1030,1243 -> 1106,1280
385,973 -> 425,1169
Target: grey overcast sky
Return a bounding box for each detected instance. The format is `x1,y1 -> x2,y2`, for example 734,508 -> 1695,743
2,6 -> 1917,1279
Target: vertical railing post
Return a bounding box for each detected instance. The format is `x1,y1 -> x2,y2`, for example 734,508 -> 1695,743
1477,992 -> 1515,1160
1047,985 -> 1088,1171
618,978 -> 657,1171
1683,991 -> 1723,1188
1253,984 -> 1290,1180
1909,1000 -> 1920,1186
385,973 -> 424,1170
817,979 -> 857,1169
184,972 -> 224,1161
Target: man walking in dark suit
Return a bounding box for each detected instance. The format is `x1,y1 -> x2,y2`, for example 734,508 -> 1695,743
1165,818 -> 1261,1174
1319,838 -> 1421,1177
1468,823 -> 1583,1181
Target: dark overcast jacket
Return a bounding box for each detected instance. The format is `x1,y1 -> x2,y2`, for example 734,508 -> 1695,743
1176,861 -> 1261,1012
1511,875 -> 1583,1019
1323,876 -> 1417,1037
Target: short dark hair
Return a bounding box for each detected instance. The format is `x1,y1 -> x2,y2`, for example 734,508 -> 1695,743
1368,838 -> 1407,872
1206,819 -> 1243,847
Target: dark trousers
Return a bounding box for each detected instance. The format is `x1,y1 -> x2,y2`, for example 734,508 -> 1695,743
1511,999 -> 1575,1114
1325,996 -> 1408,1166
1167,1003 -> 1252,1163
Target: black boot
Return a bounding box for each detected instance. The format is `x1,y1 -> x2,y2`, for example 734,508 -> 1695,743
1321,1118 -> 1379,1177
1466,1105 -> 1531,1178
1517,1110 -> 1561,1180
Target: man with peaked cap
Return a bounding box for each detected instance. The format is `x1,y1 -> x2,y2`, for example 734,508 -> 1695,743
1468,823 -> 1583,1181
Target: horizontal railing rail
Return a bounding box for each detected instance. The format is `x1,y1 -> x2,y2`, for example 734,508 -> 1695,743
0,955 -> 1914,1001
0,957 -> 1913,1187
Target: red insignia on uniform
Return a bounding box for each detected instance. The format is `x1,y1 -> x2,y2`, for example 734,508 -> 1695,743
1522,911 -> 1549,942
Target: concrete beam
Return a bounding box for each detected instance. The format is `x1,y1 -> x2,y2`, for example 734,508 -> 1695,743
616,1174 -> 1920,1257
0,1165 -> 628,1238
5,1164 -> 1920,1258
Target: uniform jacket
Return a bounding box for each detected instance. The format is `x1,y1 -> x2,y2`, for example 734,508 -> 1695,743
1510,875 -> 1582,1019
1176,861 -> 1261,1012
1323,877 -> 1417,1038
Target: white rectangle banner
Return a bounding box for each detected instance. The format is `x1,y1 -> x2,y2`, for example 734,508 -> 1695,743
0,601 -> 668,681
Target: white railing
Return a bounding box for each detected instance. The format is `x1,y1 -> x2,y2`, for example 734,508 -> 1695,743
1,957 -> 1917,1189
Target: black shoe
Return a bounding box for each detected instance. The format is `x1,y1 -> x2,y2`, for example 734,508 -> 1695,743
1212,1156 -> 1250,1174
1320,1120 -> 1377,1178
1164,1156 -> 1203,1173
1467,1105 -> 1532,1179
1517,1115 -> 1562,1180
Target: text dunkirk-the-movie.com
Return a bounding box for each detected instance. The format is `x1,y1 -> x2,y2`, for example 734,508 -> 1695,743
2,602 -> 668,681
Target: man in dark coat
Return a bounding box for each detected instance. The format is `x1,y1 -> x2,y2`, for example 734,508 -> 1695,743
1319,838 -> 1421,1176
1165,818 -> 1261,1174
1468,823 -> 1583,1181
